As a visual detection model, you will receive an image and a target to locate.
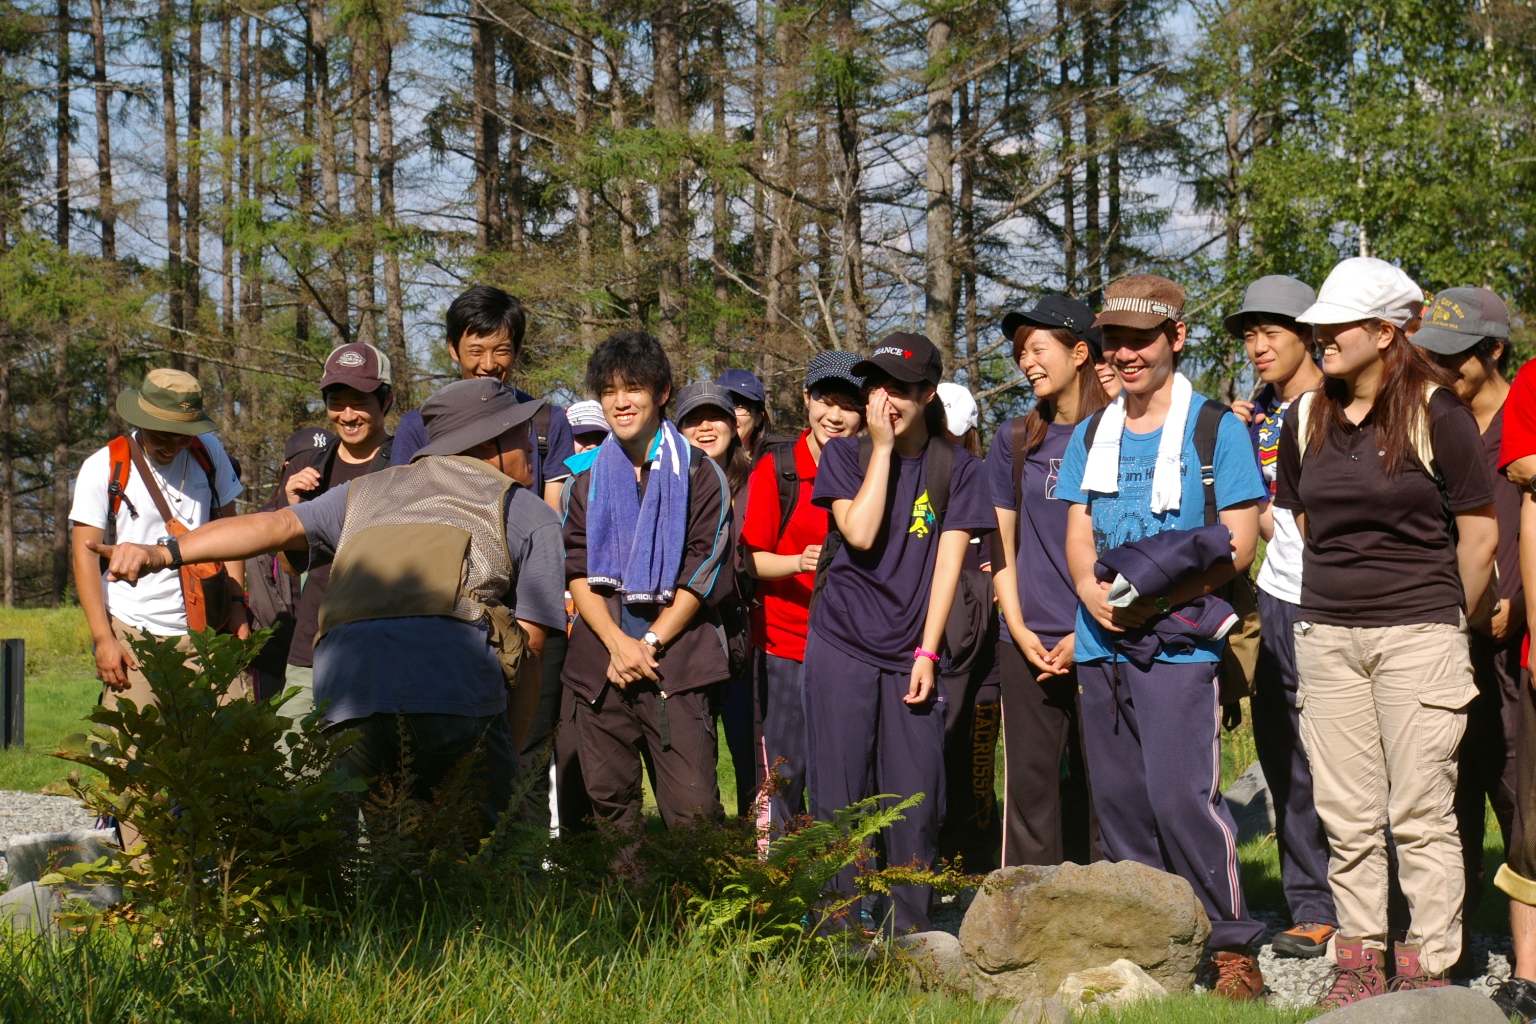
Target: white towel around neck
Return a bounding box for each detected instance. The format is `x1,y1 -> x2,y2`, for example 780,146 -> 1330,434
1080,371 -> 1196,513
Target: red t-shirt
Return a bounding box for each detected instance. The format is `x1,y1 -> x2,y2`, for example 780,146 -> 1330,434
1498,358 -> 1536,667
739,431 -> 830,662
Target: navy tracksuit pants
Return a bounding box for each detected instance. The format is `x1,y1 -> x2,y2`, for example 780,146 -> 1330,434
803,629 -> 945,934
1079,657 -> 1266,951
760,651 -> 808,831
1253,589 -> 1338,927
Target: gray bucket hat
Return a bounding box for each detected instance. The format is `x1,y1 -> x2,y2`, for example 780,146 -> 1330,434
410,378 -> 544,461
1222,276 -> 1317,338
1411,287 -> 1510,355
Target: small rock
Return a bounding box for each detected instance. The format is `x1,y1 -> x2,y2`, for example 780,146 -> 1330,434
4,828 -> 118,887
959,860 -> 1211,1002
1222,761 -> 1275,843
1055,959 -> 1168,1016
1309,985 -> 1507,1023
1001,994 -> 1069,1024
891,930 -> 969,993
0,881 -> 62,936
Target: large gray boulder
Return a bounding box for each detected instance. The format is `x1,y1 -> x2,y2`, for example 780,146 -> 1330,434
959,860 -> 1210,1002
0,881 -> 123,937
5,828 -> 119,886
1309,986 -> 1506,1023
1222,762 -> 1275,844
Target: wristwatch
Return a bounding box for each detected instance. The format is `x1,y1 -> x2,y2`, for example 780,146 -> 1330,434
161,535 -> 184,569
641,630 -> 665,654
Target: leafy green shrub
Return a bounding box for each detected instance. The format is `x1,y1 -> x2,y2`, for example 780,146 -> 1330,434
45,628 -> 364,941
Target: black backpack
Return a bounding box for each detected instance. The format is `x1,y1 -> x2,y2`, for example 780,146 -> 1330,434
807,436 -> 954,618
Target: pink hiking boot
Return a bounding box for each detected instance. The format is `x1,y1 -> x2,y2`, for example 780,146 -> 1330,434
1318,941 -> 1387,1010
1388,943 -> 1450,992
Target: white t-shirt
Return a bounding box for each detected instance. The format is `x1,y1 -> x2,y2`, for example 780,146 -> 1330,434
1257,507 -> 1304,605
69,433 -> 243,635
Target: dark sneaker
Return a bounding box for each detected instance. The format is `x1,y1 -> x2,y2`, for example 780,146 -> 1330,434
1203,949 -> 1266,1001
1271,921 -> 1336,959
1319,941 -> 1386,1009
1492,977 -> 1536,1023
1387,943 -> 1450,992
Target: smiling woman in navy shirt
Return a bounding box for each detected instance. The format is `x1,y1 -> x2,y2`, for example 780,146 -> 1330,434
986,296 -> 1109,869
805,332 -> 997,935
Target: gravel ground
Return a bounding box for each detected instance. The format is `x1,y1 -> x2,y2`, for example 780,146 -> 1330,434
0,789 -> 96,881
930,894 -> 1515,1008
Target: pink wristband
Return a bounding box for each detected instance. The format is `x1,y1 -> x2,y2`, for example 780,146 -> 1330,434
914,647 -> 940,662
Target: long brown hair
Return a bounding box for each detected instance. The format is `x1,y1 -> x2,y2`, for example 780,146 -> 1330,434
1306,321 -> 1459,474
1016,326 -> 1112,455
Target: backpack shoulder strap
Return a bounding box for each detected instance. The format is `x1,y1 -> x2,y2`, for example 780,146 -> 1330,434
1413,383 -> 1442,473
925,438 -> 954,532
532,403 -> 553,458
857,434 -> 874,472
187,438 -> 223,515
1193,399 -> 1228,528
770,440 -> 800,543
125,435 -> 181,527
104,435 -> 136,539
1082,407 -> 1108,450
1295,390 -> 1317,464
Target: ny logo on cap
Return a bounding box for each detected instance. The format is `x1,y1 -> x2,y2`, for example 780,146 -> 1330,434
313,432 -> 330,448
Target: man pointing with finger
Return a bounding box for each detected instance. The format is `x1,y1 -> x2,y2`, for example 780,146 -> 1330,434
92,378 -> 567,834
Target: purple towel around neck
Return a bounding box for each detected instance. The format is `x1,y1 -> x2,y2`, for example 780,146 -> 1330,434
586,420 -> 692,605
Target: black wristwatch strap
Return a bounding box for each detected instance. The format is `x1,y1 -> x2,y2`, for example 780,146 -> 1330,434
162,535 -> 184,569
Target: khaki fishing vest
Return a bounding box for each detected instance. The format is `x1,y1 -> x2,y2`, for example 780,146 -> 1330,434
316,455 -> 515,643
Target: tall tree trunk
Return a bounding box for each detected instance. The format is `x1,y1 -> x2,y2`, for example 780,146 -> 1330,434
752,1 -> 766,288
241,15 -> 264,461
56,0 -> 69,249
833,0 -> 865,352
1,359 -> 13,607
574,16 -> 595,349
1107,0 -> 1123,280
653,0 -> 684,356
766,6 -> 795,335
609,42 -> 638,323
161,0 -> 184,369
310,0 -> 346,341
471,0 -> 500,252
1057,0 -> 1075,294
1083,3 -> 1101,305
376,37 -> 408,403
502,33 -> 524,249
959,76 -> 978,387
923,8 -> 954,358
184,0 -> 202,376
351,39 -> 376,347
711,18 -> 730,366
90,0 -> 120,434
51,328 -> 69,607
219,11 -> 234,431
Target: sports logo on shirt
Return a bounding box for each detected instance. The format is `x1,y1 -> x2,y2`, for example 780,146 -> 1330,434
910,490 -> 936,536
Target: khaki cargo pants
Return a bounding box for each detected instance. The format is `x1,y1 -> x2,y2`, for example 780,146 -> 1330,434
1296,620 -> 1476,975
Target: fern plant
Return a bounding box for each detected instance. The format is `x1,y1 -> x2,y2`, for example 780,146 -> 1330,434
45,629 -> 365,942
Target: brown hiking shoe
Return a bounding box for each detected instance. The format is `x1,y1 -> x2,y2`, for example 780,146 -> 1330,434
1319,941 -> 1387,1009
1388,943 -> 1450,992
1271,921 -> 1335,959
1204,949 -> 1265,1001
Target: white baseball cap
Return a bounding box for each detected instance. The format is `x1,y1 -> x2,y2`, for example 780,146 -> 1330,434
936,382 -> 979,437
1296,257 -> 1424,328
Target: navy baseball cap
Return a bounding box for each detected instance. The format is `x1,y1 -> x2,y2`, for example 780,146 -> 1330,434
715,369 -> 766,405
1001,295 -> 1103,359
284,428 -> 335,461
853,332 -> 944,386
804,350 -> 865,391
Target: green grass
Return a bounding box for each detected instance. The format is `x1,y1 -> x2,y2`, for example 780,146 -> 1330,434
0,607 -> 101,793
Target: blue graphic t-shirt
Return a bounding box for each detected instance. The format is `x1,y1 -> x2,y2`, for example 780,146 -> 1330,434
1055,394 -> 1266,664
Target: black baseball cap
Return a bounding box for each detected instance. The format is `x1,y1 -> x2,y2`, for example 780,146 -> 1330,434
1411,287 -> 1511,355
1001,296 -> 1103,360
853,332 -> 944,386
284,427 -> 335,461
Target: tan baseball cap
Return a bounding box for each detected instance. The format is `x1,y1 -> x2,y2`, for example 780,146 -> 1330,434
1095,274 -> 1186,331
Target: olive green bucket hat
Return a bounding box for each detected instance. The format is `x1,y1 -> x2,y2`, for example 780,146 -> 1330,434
118,368 -> 218,436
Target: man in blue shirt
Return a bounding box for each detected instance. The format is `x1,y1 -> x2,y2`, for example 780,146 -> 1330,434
1056,274 -> 1268,1000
